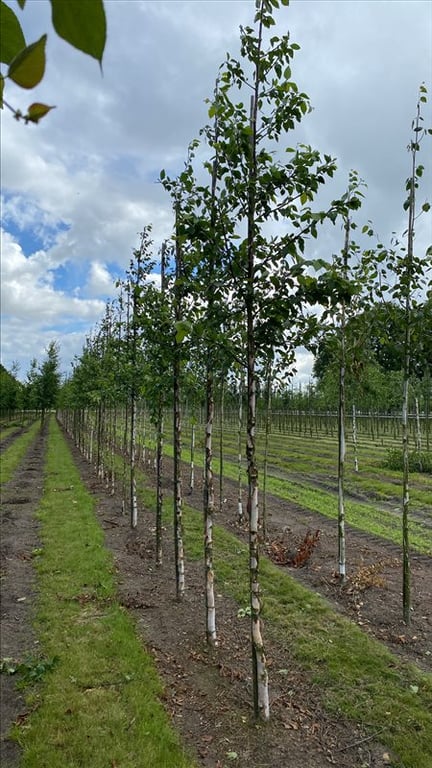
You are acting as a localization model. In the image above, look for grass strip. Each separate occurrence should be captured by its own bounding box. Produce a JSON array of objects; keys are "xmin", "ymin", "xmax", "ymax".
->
[
  {"xmin": 133, "ymin": 477, "xmax": 431, "ymax": 768},
  {"xmin": 159, "ymin": 441, "xmax": 431, "ymax": 555},
  {"xmin": 14, "ymin": 417, "xmax": 194, "ymax": 768},
  {"xmin": 191, "ymin": 427, "xmax": 430, "ymax": 510},
  {"xmin": 0, "ymin": 425, "xmax": 21, "ymax": 441},
  {"xmin": 0, "ymin": 420, "xmax": 41, "ymax": 485},
  {"xmin": 258, "ymin": 475, "xmax": 432, "ymax": 555}
]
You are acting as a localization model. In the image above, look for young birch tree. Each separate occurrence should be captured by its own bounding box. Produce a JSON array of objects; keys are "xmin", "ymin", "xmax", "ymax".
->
[
  {"xmin": 203, "ymin": 0, "xmax": 355, "ymax": 719},
  {"xmin": 362, "ymin": 86, "xmax": 431, "ymax": 622}
]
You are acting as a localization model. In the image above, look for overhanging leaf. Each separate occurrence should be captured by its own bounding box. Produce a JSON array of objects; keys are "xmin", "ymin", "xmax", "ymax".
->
[
  {"xmin": 8, "ymin": 34, "xmax": 46, "ymax": 89},
  {"xmin": 0, "ymin": 0, "xmax": 26, "ymax": 64},
  {"xmin": 17, "ymin": 0, "xmax": 26, "ymax": 7},
  {"xmin": 25, "ymin": 102, "xmax": 56, "ymax": 123},
  {"xmin": 50, "ymin": 0, "xmax": 106, "ymax": 65}
]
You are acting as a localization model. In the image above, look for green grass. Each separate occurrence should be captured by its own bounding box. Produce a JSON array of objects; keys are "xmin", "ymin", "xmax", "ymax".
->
[
  {"xmin": 0, "ymin": 425, "xmax": 21, "ymax": 441},
  {"xmin": 157, "ymin": 436, "xmax": 432, "ymax": 555},
  {"xmin": 0, "ymin": 420, "xmax": 42, "ymax": 484},
  {"xmin": 212, "ymin": 426, "xmax": 431, "ymax": 511},
  {"xmin": 12, "ymin": 417, "xmax": 195, "ymax": 768}
]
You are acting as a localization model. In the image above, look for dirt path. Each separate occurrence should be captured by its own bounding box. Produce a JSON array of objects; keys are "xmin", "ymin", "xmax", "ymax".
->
[
  {"xmin": 1, "ymin": 424, "xmax": 430, "ymax": 767},
  {"xmin": 0, "ymin": 424, "xmax": 47, "ymax": 767}
]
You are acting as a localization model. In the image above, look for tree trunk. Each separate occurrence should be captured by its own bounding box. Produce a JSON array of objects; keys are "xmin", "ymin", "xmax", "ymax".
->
[
  {"xmin": 237, "ymin": 373, "xmax": 244, "ymax": 524},
  {"xmin": 401, "ymin": 96, "xmax": 421, "ymax": 624},
  {"xmin": 219, "ymin": 377, "xmax": 225, "ymax": 512},
  {"xmin": 189, "ymin": 422, "xmax": 195, "ymax": 492},
  {"xmin": 262, "ymin": 363, "xmax": 272, "ymax": 542},
  {"xmin": 352, "ymin": 404, "xmax": 359, "ymax": 473},
  {"xmin": 204, "ymin": 367, "xmax": 217, "ymax": 645},
  {"xmin": 130, "ymin": 392, "xmax": 138, "ymax": 529},
  {"xmin": 247, "ymin": 80, "xmax": 269, "ymax": 720},
  {"xmin": 173, "ymin": 204, "xmax": 185, "ymax": 600},
  {"xmin": 155, "ymin": 404, "xmax": 164, "ymax": 566},
  {"xmin": 337, "ymin": 215, "xmax": 349, "ymax": 584}
]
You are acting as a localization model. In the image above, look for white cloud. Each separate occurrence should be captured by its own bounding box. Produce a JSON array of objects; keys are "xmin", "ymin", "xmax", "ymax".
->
[
  {"xmin": 84, "ymin": 261, "xmax": 116, "ymax": 298},
  {"xmin": 0, "ymin": 230, "xmax": 105, "ymax": 377}
]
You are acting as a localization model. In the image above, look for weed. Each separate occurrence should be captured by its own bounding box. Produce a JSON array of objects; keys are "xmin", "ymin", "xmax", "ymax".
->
[{"xmin": 0, "ymin": 655, "xmax": 58, "ymax": 687}]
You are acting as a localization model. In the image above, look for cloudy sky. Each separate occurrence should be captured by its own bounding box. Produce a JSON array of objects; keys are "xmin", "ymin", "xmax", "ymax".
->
[{"xmin": 1, "ymin": 0, "xmax": 431, "ymax": 384}]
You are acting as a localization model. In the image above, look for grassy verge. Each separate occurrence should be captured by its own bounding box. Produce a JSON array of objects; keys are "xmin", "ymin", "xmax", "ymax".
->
[
  {"xmin": 133, "ymin": 471, "xmax": 432, "ymax": 768},
  {"xmin": 13, "ymin": 418, "xmax": 195, "ymax": 768},
  {"xmin": 0, "ymin": 420, "xmax": 41, "ymax": 484}
]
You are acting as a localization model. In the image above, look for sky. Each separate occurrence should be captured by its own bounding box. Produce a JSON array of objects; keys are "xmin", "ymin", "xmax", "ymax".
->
[{"xmin": 1, "ymin": 0, "xmax": 431, "ymax": 385}]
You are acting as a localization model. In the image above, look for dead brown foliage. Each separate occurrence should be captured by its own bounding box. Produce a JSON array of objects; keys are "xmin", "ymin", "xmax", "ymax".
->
[{"xmin": 267, "ymin": 529, "xmax": 321, "ymax": 568}]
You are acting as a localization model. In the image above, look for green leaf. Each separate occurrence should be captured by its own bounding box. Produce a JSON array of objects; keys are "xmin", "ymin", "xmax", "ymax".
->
[
  {"xmin": 175, "ymin": 320, "xmax": 191, "ymax": 343},
  {"xmin": 0, "ymin": 74, "xmax": 4, "ymax": 107},
  {"xmin": 8, "ymin": 35, "xmax": 46, "ymax": 89},
  {"xmin": 422, "ymin": 202, "xmax": 430, "ymax": 213},
  {"xmin": 50, "ymin": 0, "xmax": 106, "ymax": 64},
  {"xmin": 17, "ymin": 0, "xmax": 26, "ymax": 7},
  {"xmin": 0, "ymin": 0, "xmax": 26, "ymax": 64},
  {"xmin": 25, "ymin": 102, "xmax": 56, "ymax": 123}
]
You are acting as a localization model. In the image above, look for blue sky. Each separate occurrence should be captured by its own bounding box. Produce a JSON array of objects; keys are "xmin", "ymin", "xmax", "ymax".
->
[{"xmin": 1, "ymin": 0, "xmax": 431, "ymax": 383}]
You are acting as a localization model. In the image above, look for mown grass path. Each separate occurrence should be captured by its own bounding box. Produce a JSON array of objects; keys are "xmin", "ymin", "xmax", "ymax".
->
[{"xmin": 11, "ymin": 417, "xmax": 194, "ymax": 768}]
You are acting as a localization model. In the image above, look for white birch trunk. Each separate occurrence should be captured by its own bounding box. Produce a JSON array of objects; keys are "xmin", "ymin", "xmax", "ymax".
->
[
  {"xmin": 352, "ymin": 403, "xmax": 359, "ymax": 473},
  {"xmin": 174, "ymin": 204, "xmax": 185, "ymax": 600},
  {"xmin": 415, "ymin": 397, "xmax": 422, "ymax": 451},
  {"xmin": 337, "ymin": 215, "xmax": 349, "ymax": 584},
  {"xmin": 155, "ymin": 410, "xmax": 164, "ymax": 566},
  {"xmin": 237, "ymin": 374, "xmax": 244, "ymax": 524},
  {"xmin": 204, "ymin": 371, "xmax": 217, "ymax": 646},
  {"xmin": 247, "ymin": 83, "xmax": 269, "ymax": 721},
  {"xmin": 262, "ymin": 364, "xmax": 272, "ymax": 541},
  {"xmin": 130, "ymin": 394, "xmax": 138, "ymax": 529},
  {"xmin": 402, "ymin": 376, "xmax": 410, "ymax": 622},
  {"xmin": 219, "ymin": 378, "xmax": 225, "ymax": 511},
  {"xmin": 189, "ymin": 423, "xmax": 195, "ymax": 492}
]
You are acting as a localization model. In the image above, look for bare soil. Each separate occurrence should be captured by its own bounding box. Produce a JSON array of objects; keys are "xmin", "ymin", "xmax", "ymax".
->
[
  {"xmin": 1, "ymin": 424, "xmax": 431, "ymax": 768},
  {"xmin": 0, "ymin": 425, "xmax": 47, "ymax": 768}
]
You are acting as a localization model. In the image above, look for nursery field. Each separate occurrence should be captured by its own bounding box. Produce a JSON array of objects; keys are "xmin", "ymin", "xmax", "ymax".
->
[
  {"xmin": 143, "ymin": 410, "xmax": 432, "ymax": 554},
  {"xmin": 1, "ymin": 416, "xmax": 431, "ymax": 768}
]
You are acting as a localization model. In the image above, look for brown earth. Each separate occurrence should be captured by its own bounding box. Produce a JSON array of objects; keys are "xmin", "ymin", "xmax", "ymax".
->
[
  {"xmin": 1, "ymin": 423, "xmax": 431, "ymax": 768},
  {"xmin": 0, "ymin": 424, "xmax": 47, "ymax": 768}
]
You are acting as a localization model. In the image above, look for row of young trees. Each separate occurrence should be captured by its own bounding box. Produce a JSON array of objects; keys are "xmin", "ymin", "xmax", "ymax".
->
[
  {"xmin": 55, "ymin": 0, "xmax": 430, "ymax": 721},
  {"xmin": 0, "ymin": 342, "xmax": 61, "ymax": 422}
]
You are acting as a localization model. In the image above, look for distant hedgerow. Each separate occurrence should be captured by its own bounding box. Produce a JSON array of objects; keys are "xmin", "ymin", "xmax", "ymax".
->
[{"xmin": 385, "ymin": 448, "xmax": 432, "ymax": 474}]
